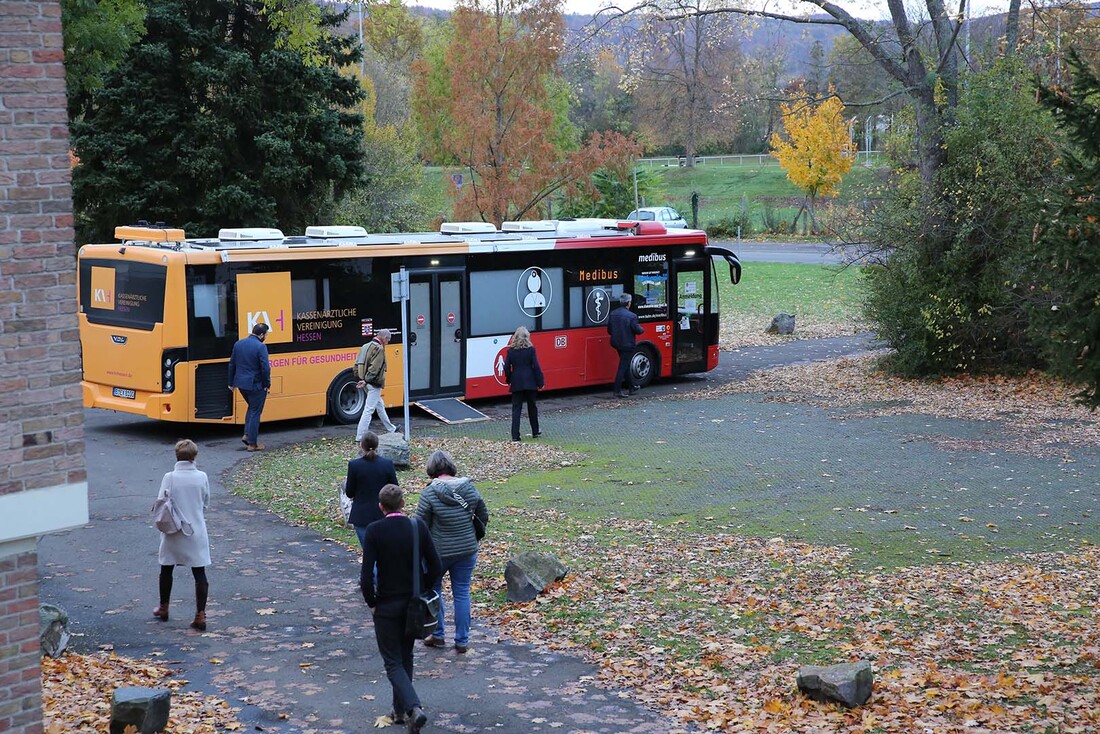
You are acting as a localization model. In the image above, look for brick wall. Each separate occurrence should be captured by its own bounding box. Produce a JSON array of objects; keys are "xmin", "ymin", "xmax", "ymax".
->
[
  {"xmin": 1, "ymin": 1, "xmax": 87, "ymax": 732},
  {"xmin": 0, "ymin": 551, "xmax": 42, "ymax": 734}
]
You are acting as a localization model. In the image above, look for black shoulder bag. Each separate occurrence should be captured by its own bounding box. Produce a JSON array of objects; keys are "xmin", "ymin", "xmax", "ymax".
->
[
  {"xmin": 449, "ymin": 489, "xmax": 486, "ymax": 541},
  {"xmin": 404, "ymin": 517, "xmax": 441, "ymax": 639}
]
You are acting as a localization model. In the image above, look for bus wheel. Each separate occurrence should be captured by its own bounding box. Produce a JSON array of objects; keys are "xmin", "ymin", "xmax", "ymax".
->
[
  {"xmin": 629, "ymin": 345, "xmax": 657, "ymax": 388},
  {"xmin": 327, "ymin": 371, "xmax": 365, "ymax": 424}
]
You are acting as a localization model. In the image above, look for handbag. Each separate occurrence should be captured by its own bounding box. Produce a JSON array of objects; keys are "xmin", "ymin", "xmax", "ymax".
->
[
  {"xmin": 339, "ymin": 480, "xmax": 353, "ymax": 524},
  {"xmin": 404, "ymin": 517, "xmax": 441, "ymax": 639},
  {"xmin": 151, "ymin": 477, "xmax": 193, "ymax": 536},
  {"xmin": 448, "ymin": 489, "xmax": 486, "ymax": 541}
]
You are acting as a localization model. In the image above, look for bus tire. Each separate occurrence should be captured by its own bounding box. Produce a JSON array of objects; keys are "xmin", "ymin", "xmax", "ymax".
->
[
  {"xmin": 629, "ymin": 345, "xmax": 658, "ymax": 388},
  {"xmin": 327, "ymin": 370, "xmax": 365, "ymax": 424}
]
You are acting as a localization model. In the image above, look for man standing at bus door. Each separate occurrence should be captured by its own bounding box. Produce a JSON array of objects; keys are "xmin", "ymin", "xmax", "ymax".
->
[
  {"xmin": 228, "ymin": 323, "xmax": 271, "ymax": 451},
  {"xmin": 355, "ymin": 329, "xmax": 398, "ymax": 440},
  {"xmin": 608, "ymin": 293, "xmax": 644, "ymax": 398}
]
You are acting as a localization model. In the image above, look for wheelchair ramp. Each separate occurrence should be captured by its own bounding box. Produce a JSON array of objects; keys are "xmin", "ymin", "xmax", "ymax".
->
[{"xmin": 413, "ymin": 398, "xmax": 490, "ymax": 424}]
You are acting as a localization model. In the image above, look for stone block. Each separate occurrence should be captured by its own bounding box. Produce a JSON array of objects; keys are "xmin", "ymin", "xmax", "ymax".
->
[{"xmin": 110, "ymin": 686, "xmax": 170, "ymax": 734}]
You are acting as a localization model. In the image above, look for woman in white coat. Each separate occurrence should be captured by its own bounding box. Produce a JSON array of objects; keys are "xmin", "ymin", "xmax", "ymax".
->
[{"xmin": 152, "ymin": 439, "xmax": 212, "ymax": 631}]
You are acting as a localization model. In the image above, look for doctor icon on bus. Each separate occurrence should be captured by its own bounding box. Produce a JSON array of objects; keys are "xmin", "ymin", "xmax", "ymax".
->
[{"xmin": 523, "ymin": 270, "xmax": 546, "ymax": 309}]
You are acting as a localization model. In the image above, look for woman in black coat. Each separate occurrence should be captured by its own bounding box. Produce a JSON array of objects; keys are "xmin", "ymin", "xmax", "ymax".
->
[
  {"xmin": 503, "ymin": 326, "xmax": 544, "ymax": 441},
  {"xmin": 344, "ymin": 432, "xmax": 398, "ymax": 549}
]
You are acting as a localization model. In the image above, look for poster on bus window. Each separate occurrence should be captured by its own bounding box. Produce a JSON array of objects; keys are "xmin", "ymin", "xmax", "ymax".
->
[
  {"xmin": 236, "ymin": 272, "xmax": 293, "ymax": 344},
  {"xmin": 635, "ymin": 253, "xmax": 668, "ymax": 319}
]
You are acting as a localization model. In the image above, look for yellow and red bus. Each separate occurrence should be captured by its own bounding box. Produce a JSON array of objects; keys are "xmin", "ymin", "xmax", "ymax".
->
[{"xmin": 77, "ymin": 220, "xmax": 740, "ymax": 425}]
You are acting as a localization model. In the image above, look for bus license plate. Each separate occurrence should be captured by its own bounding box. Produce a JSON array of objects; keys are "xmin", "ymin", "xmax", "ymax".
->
[{"xmin": 112, "ymin": 387, "xmax": 136, "ymax": 400}]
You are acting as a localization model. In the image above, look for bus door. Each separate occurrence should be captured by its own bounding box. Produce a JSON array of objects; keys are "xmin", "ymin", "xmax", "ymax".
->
[
  {"xmin": 407, "ymin": 270, "xmax": 465, "ymax": 398},
  {"xmin": 670, "ymin": 257, "xmax": 712, "ymax": 374}
]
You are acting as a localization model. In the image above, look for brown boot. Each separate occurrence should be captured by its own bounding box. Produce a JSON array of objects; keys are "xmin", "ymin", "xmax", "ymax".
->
[
  {"xmin": 190, "ymin": 611, "xmax": 207, "ymax": 631},
  {"xmin": 152, "ymin": 604, "xmax": 169, "ymax": 621}
]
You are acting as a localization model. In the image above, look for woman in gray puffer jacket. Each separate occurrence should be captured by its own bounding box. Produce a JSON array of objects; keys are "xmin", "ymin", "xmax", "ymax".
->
[{"xmin": 415, "ymin": 450, "xmax": 489, "ymax": 653}]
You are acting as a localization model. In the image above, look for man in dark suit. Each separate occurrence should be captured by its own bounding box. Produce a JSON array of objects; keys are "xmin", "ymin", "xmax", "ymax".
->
[
  {"xmin": 227, "ymin": 323, "xmax": 270, "ymax": 450},
  {"xmin": 607, "ymin": 293, "xmax": 644, "ymax": 398},
  {"xmin": 361, "ymin": 485, "xmax": 442, "ymax": 733}
]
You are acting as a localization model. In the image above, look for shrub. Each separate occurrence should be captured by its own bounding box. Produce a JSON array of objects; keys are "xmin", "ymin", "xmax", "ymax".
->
[
  {"xmin": 860, "ymin": 61, "xmax": 1061, "ymax": 376},
  {"xmin": 705, "ymin": 213, "xmax": 752, "ymax": 239}
]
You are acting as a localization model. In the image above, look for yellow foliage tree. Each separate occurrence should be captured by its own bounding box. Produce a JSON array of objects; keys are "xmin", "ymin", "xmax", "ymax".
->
[{"xmin": 770, "ymin": 94, "xmax": 854, "ymax": 234}]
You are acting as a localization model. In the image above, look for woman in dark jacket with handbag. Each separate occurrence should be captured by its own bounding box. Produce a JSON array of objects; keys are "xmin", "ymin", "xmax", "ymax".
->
[
  {"xmin": 503, "ymin": 326, "xmax": 544, "ymax": 442},
  {"xmin": 344, "ymin": 432, "xmax": 398, "ymax": 549},
  {"xmin": 414, "ymin": 450, "xmax": 489, "ymax": 653}
]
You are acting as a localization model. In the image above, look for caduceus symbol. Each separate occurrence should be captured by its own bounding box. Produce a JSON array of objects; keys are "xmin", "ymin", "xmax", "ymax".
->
[{"xmin": 594, "ymin": 290, "xmax": 605, "ymax": 320}]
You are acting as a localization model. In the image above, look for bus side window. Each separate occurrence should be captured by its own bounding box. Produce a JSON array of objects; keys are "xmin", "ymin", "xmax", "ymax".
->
[{"xmin": 193, "ymin": 316, "xmax": 217, "ymax": 341}]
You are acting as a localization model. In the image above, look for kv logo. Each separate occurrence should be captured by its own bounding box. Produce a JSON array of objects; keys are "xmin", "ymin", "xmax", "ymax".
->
[
  {"xmin": 90, "ymin": 266, "xmax": 116, "ymax": 310},
  {"xmin": 247, "ymin": 310, "xmax": 285, "ymax": 332}
]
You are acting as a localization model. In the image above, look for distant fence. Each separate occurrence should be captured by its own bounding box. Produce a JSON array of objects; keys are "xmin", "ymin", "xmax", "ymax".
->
[{"xmin": 639, "ymin": 152, "xmax": 882, "ymax": 168}]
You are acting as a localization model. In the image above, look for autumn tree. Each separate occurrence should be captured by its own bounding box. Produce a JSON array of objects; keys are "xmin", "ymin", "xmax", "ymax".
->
[
  {"xmin": 731, "ymin": 42, "xmax": 786, "ymax": 153},
  {"xmin": 411, "ymin": 0, "xmax": 638, "ymax": 224},
  {"xmin": 333, "ymin": 21, "xmax": 426, "ymax": 233},
  {"xmin": 770, "ymin": 94, "xmax": 853, "ymax": 234},
  {"xmin": 625, "ymin": 7, "xmax": 743, "ymax": 164},
  {"xmin": 563, "ymin": 49, "xmax": 636, "ymax": 137},
  {"xmin": 826, "ymin": 34, "xmax": 904, "ymax": 150},
  {"xmin": 355, "ymin": 0, "xmax": 426, "ymax": 129}
]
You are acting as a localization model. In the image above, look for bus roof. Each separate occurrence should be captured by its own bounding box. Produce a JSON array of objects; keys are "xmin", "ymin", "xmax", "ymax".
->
[{"xmin": 99, "ymin": 219, "xmax": 706, "ymax": 260}]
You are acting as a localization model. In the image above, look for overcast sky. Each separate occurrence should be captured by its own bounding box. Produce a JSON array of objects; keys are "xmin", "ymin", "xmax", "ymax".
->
[{"xmin": 408, "ymin": 0, "xmax": 1012, "ymax": 21}]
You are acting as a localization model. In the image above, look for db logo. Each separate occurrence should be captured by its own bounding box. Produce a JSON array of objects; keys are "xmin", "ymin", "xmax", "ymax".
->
[{"xmin": 492, "ymin": 347, "xmax": 509, "ymax": 386}]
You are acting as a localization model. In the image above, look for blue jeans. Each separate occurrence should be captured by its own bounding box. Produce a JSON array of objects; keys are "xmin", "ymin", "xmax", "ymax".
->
[
  {"xmin": 434, "ymin": 552, "xmax": 477, "ymax": 646},
  {"xmin": 241, "ymin": 388, "xmax": 267, "ymax": 445}
]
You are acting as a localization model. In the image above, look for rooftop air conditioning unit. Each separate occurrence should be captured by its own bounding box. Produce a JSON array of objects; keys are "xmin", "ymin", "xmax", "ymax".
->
[
  {"xmin": 305, "ymin": 226, "xmax": 368, "ymax": 238},
  {"xmin": 218, "ymin": 228, "xmax": 285, "ymax": 241},
  {"xmin": 440, "ymin": 222, "xmax": 497, "ymax": 235},
  {"xmin": 501, "ymin": 220, "xmax": 556, "ymax": 232}
]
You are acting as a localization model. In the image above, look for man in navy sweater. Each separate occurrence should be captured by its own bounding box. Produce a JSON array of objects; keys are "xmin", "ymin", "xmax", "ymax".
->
[
  {"xmin": 227, "ymin": 323, "xmax": 271, "ymax": 450},
  {"xmin": 361, "ymin": 485, "xmax": 442, "ymax": 732},
  {"xmin": 607, "ymin": 293, "xmax": 644, "ymax": 398}
]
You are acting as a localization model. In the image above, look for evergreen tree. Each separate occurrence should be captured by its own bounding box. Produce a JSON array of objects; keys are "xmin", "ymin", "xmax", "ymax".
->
[
  {"xmin": 71, "ymin": 0, "xmax": 364, "ymax": 243},
  {"xmin": 1032, "ymin": 53, "xmax": 1100, "ymax": 408}
]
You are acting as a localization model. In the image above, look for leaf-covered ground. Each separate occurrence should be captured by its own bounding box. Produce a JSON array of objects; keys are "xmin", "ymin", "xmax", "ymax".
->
[
  {"xmin": 462, "ymin": 357, "xmax": 1099, "ymax": 732},
  {"xmin": 475, "ymin": 511, "xmax": 1099, "ymax": 733},
  {"xmin": 41, "ymin": 652, "xmax": 242, "ymax": 732}
]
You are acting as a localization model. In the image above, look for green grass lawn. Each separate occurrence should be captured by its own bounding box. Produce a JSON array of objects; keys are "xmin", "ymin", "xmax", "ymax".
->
[
  {"xmin": 722, "ymin": 261, "xmax": 865, "ymax": 324},
  {"xmin": 416, "ymin": 161, "xmax": 879, "ymax": 237}
]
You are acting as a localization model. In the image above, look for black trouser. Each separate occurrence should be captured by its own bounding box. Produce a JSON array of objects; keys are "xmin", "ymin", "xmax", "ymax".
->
[
  {"xmin": 510, "ymin": 390, "xmax": 539, "ymax": 440},
  {"xmin": 372, "ymin": 612, "xmax": 420, "ymax": 717},
  {"xmin": 614, "ymin": 348, "xmax": 635, "ymax": 394},
  {"xmin": 159, "ymin": 565, "xmax": 208, "ymax": 611}
]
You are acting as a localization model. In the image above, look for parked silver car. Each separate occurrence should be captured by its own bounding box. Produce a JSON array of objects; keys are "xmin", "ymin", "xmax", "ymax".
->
[{"xmin": 626, "ymin": 206, "xmax": 689, "ymax": 229}]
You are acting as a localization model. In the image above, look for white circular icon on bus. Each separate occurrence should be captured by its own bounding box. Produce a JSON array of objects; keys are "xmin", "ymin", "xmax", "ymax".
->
[
  {"xmin": 517, "ymin": 267, "xmax": 551, "ymax": 317},
  {"xmin": 585, "ymin": 288, "xmax": 610, "ymax": 324}
]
